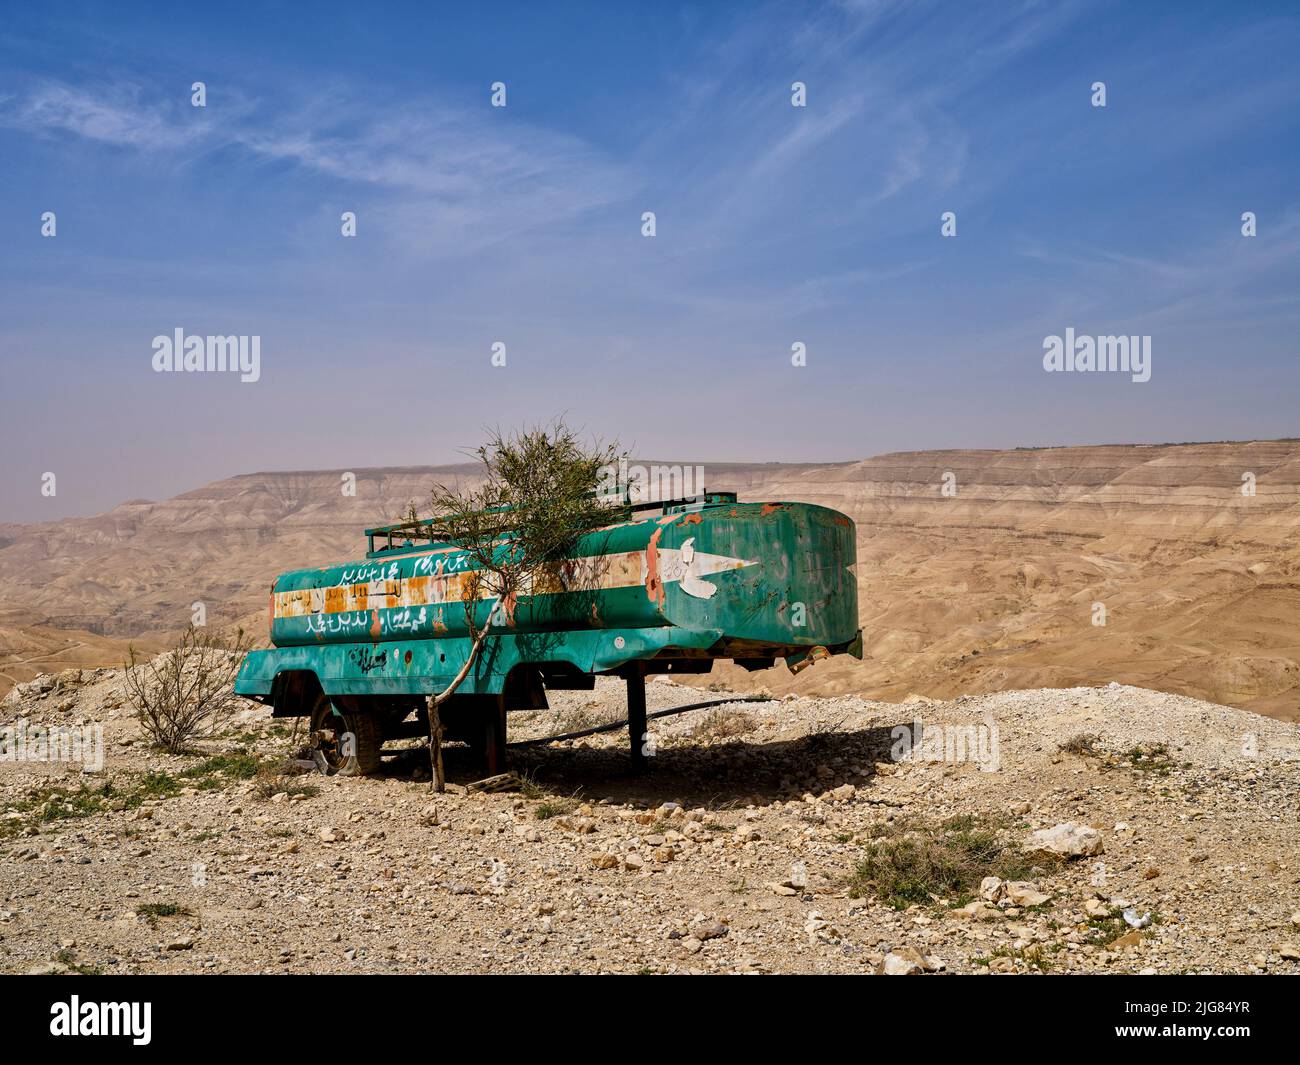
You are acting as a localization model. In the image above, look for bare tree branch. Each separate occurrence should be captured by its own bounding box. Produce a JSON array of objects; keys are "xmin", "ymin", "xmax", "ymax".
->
[
  {"xmin": 415, "ymin": 420, "xmax": 623, "ymax": 789},
  {"xmin": 124, "ymin": 626, "xmax": 253, "ymax": 753}
]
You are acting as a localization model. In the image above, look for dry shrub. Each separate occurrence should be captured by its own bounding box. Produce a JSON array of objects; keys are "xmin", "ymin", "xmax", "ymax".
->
[
  {"xmin": 848, "ymin": 815, "xmax": 1042, "ymax": 909},
  {"xmin": 690, "ymin": 707, "xmax": 756, "ymax": 741},
  {"xmin": 1059, "ymin": 732, "xmax": 1101, "ymax": 757},
  {"xmin": 124, "ymin": 625, "xmax": 252, "ymax": 753}
]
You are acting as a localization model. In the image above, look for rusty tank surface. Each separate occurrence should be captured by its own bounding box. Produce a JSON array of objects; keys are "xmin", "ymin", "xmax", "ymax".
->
[{"xmin": 234, "ymin": 492, "xmax": 860, "ymax": 774}]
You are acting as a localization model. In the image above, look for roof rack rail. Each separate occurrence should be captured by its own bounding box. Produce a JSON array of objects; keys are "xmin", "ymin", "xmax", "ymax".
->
[{"xmin": 363, "ymin": 490, "xmax": 737, "ymax": 558}]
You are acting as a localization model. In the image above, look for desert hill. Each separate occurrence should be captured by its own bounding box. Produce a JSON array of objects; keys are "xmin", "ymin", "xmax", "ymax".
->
[{"xmin": 2, "ymin": 441, "xmax": 1299, "ymax": 719}]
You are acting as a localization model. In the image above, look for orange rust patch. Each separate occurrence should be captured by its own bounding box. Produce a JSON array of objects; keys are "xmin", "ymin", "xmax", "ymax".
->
[
  {"xmin": 500, "ymin": 590, "xmax": 518, "ymax": 627},
  {"xmin": 645, "ymin": 526, "xmax": 664, "ymax": 605},
  {"xmin": 678, "ymin": 513, "xmax": 702, "ymax": 526},
  {"xmin": 760, "ymin": 503, "xmax": 785, "ymax": 516},
  {"xmin": 369, "ymin": 609, "xmax": 381, "ymax": 640},
  {"xmin": 405, "ymin": 575, "xmax": 430, "ymax": 604},
  {"xmin": 789, "ymin": 645, "xmax": 831, "ymax": 674},
  {"xmin": 597, "ymin": 516, "xmax": 644, "ymax": 532}
]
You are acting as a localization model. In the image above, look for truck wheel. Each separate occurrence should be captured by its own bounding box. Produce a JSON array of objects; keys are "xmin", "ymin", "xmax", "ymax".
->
[{"xmin": 309, "ymin": 694, "xmax": 382, "ymax": 776}]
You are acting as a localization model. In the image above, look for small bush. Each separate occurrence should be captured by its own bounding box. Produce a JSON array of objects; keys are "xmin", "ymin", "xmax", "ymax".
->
[
  {"xmin": 132, "ymin": 771, "xmax": 183, "ymax": 803},
  {"xmin": 124, "ymin": 626, "xmax": 253, "ymax": 753},
  {"xmin": 252, "ymin": 767, "xmax": 320, "ymax": 801},
  {"xmin": 183, "ymin": 752, "xmax": 261, "ymax": 780},
  {"xmin": 690, "ymin": 708, "xmax": 756, "ymax": 741},
  {"xmin": 848, "ymin": 815, "xmax": 1039, "ymax": 909},
  {"xmin": 135, "ymin": 902, "xmax": 194, "ymax": 926},
  {"xmin": 1059, "ymin": 733, "xmax": 1101, "ymax": 757},
  {"xmin": 971, "ymin": 941, "xmax": 1061, "ymax": 973},
  {"xmin": 535, "ymin": 798, "xmax": 579, "ymax": 820},
  {"xmin": 54, "ymin": 949, "xmax": 104, "ymax": 976},
  {"xmin": 1124, "ymin": 743, "xmax": 1174, "ymax": 776}
]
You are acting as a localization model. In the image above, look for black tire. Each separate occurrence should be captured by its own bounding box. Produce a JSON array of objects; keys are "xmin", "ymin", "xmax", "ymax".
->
[{"xmin": 309, "ymin": 693, "xmax": 382, "ymax": 776}]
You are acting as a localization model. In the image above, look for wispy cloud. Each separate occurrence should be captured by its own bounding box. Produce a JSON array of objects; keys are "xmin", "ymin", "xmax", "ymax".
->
[
  {"xmin": 0, "ymin": 77, "xmax": 628, "ymax": 257},
  {"xmin": 1015, "ymin": 215, "xmax": 1300, "ymax": 326},
  {"xmin": 2, "ymin": 80, "xmax": 211, "ymax": 149}
]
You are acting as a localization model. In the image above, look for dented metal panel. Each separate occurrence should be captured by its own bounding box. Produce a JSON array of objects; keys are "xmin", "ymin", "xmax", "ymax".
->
[{"xmin": 234, "ymin": 498, "xmax": 860, "ymax": 699}]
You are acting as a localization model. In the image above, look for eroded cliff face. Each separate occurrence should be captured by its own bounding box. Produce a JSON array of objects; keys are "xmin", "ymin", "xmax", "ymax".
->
[
  {"xmin": 3, "ymin": 442, "xmax": 1299, "ymax": 718},
  {"xmin": 710, "ymin": 443, "xmax": 1300, "ymax": 720}
]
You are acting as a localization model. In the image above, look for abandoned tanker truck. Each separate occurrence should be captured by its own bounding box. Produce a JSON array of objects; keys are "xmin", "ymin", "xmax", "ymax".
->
[{"xmin": 233, "ymin": 492, "xmax": 861, "ymax": 775}]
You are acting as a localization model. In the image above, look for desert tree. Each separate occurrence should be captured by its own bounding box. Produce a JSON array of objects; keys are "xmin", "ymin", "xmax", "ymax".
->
[
  {"xmin": 124, "ymin": 625, "xmax": 253, "ymax": 753},
  {"xmin": 418, "ymin": 421, "xmax": 623, "ymax": 789}
]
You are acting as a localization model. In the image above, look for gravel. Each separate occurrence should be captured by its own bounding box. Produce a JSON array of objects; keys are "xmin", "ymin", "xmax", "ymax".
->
[{"xmin": 2, "ymin": 668, "xmax": 1298, "ymax": 975}]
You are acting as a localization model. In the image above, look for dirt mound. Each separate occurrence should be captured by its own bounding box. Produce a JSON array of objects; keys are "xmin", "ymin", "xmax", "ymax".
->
[{"xmin": 2, "ymin": 672, "xmax": 1297, "ymax": 974}]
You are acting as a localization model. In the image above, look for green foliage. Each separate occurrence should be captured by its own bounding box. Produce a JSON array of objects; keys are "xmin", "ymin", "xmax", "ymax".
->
[
  {"xmin": 1123, "ymin": 743, "xmax": 1174, "ymax": 775},
  {"xmin": 182, "ymin": 751, "xmax": 262, "ymax": 780},
  {"xmin": 424, "ymin": 420, "xmax": 624, "ymax": 620},
  {"xmin": 0, "ymin": 754, "xmax": 263, "ymax": 839},
  {"xmin": 135, "ymin": 902, "xmax": 194, "ymax": 926},
  {"xmin": 54, "ymin": 948, "xmax": 104, "ymax": 975},
  {"xmin": 534, "ymin": 798, "xmax": 579, "ymax": 820},
  {"xmin": 849, "ymin": 815, "xmax": 1040, "ymax": 909}
]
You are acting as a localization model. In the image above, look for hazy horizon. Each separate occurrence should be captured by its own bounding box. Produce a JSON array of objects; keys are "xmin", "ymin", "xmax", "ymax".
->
[
  {"xmin": 8, "ymin": 432, "xmax": 1300, "ymax": 526},
  {"xmin": 3, "ymin": 1, "xmax": 1299, "ymax": 522}
]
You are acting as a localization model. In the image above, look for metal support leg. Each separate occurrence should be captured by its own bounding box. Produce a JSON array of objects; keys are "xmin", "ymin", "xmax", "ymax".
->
[
  {"xmin": 485, "ymin": 695, "xmax": 507, "ymax": 775},
  {"xmin": 626, "ymin": 664, "xmax": 647, "ymax": 771}
]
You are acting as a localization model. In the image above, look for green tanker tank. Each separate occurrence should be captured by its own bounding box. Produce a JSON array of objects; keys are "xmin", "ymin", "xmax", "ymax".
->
[{"xmin": 234, "ymin": 492, "xmax": 861, "ymax": 774}]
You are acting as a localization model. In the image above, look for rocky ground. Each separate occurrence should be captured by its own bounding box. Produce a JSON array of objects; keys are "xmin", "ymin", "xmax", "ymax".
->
[{"xmin": 2, "ymin": 664, "xmax": 1300, "ymax": 975}]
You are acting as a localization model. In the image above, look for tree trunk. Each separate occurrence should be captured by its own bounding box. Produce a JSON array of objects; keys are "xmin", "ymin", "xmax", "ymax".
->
[
  {"xmin": 425, "ymin": 623, "xmax": 494, "ymax": 791},
  {"xmin": 427, "ymin": 696, "xmax": 446, "ymax": 792}
]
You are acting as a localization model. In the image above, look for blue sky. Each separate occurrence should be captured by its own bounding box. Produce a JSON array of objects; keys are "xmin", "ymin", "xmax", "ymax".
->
[{"xmin": 2, "ymin": 0, "xmax": 1298, "ymax": 521}]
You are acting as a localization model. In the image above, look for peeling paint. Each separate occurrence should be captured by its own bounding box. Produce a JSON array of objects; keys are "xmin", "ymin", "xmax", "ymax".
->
[
  {"xmin": 645, "ymin": 526, "xmax": 664, "ymax": 605},
  {"xmin": 239, "ymin": 498, "xmax": 862, "ymax": 700},
  {"xmin": 265, "ymin": 500, "xmax": 849, "ymax": 656},
  {"xmin": 500, "ymin": 589, "xmax": 518, "ymax": 627},
  {"xmin": 787, "ymin": 644, "xmax": 830, "ymax": 674},
  {"xmin": 678, "ymin": 537, "xmax": 717, "ymax": 599}
]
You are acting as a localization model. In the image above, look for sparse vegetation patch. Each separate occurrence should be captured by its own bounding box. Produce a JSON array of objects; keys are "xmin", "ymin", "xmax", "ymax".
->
[{"xmin": 849, "ymin": 815, "xmax": 1043, "ymax": 909}]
